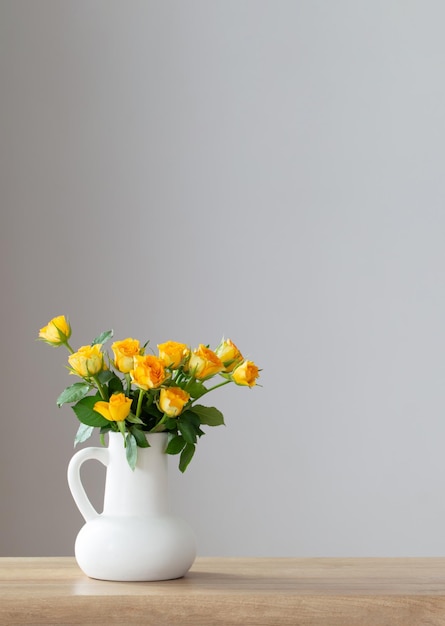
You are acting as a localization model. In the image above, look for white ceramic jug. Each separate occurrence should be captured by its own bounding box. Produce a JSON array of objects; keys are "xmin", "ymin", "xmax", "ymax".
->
[{"xmin": 67, "ymin": 431, "xmax": 196, "ymax": 581}]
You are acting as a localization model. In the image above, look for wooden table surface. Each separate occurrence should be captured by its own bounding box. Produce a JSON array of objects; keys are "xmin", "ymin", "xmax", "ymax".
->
[{"xmin": 1, "ymin": 557, "xmax": 445, "ymax": 625}]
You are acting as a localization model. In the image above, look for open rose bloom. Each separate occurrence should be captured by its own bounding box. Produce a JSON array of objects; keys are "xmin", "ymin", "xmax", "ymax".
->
[{"xmin": 39, "ymin": 316, "xmax": 260, "ymax": 471}]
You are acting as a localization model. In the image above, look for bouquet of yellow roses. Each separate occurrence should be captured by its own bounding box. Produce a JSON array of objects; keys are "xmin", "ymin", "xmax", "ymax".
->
[{"xmin": 38, "ymin": 315, "xmax": 260, "ymax": 471}]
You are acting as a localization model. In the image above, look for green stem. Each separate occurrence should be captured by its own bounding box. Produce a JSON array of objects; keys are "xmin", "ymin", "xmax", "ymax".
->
[
  {"xmin": 173, "ymin": 368, "xmax": 184, "ymax": 383},
  {"xmin": 136, "ymin": 388, "xmax": 145, "ymax": 419},
  {"xmin": 125, "ymin": 373, "xmax": 131, "ymax": 397},
  {"xmin": 150, "ymin": 413, "xmax": 167, "ymax": 433},
  {"xmin": 199, "ymin": 379, "xmax": 232, "ymax": 395},
  {"xmin": 65, "ymin": 341, "xmax": 75, "ymax": 354},
  {"xmin": 93, "ymin": 375, "xmax": 108, "ymax": 401}
]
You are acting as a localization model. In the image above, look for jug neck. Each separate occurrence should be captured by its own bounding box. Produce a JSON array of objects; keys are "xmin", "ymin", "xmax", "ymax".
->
[{"xmin": 103, "ymin": 431, "xmax": 169, "ymax": 517}]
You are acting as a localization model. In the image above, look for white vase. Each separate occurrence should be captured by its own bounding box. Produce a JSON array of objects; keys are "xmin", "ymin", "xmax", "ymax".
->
[{"xmin": 67, "ymin": 432, "xmax": 196, "ymax": 581}]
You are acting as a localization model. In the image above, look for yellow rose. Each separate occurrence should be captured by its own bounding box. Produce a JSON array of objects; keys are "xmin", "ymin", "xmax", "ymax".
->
[
  {"xmin": 231, "ymin": 360, "xmax": 260, "ymax": 387},
  {"xmin": 215, "ymin": 338, "xmax": 243, "ymax": 372},
  {"xmin": 188, "ymin": 344, "xmax": 223, "ymax": 379},
  {"xmin": 38, "ymin": 315, "xmax": 71, "ymax": 346},
  {"xmin": 112, "ymin": 338, "xmax": 141, "ymax": 373},
  {"xmin": 68, "ymin": 344, "xmax": 104, "ymax": 378},
  {"xmin": 158, "ymin": 341, "xmax": 189, "ymax": 369},
  {"xmin": 159, "ymin": 387, "xmax": 190, "ymax": 417},
  {"xmin": 130, "ymin": 354, "xmax": 166, "ymax": 390},
  {"xmin": 94, "ymin": 393, "xmax": 132, "ymax": 422}
]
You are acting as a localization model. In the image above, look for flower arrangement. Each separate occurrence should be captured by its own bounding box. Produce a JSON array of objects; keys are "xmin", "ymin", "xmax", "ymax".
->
[{"xmin": 38, "ymin": 315, "xmax": 260, "ymax": 471}]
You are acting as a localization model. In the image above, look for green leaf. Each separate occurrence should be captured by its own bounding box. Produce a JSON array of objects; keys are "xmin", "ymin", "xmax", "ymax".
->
[
  {"xmin": 129, "ymin": 426, "xmax": 150, "ymax": 448},
  {"xmin": 164, "ymin": 418, "xmax": 178, "ymax": 431},
  {"xmin": 91, "ymin": 329, "xmax": 113, "ymax": 346},
  {"xmin": 97, "ymin": 370, "xmax": 115, "ymax": 385},
  {"xmin": 177, "ymin": 417, "xmax": 197, "ymax": 444},
  {"xmin": 72, "ymin": 396, "xmax": 110, "ymax": 427},
  {"xmin": 126, "ymin": 412, "xmax": 145, "ymax": 425},
  {"xmin": 190, "ymin": 405, "xmax": 225, "ymax": 427},
  {"xmin": 185, "ymin": 380, "xmax": 207, "ymax": 399},
  {"xmin": 126, "ymin": 433, "xmax": 138, "ymax": 470},
  {"xmin": 181, "ymin": 410, "xmax": 201, "ymax": 428},
  {"xmin": 108, "ymin": 375, "xmax": 124, "ymax": 394},
  {"xmin": 166, "ymin": 434, "xmax": 186, "ymax": 455},
  {"xmin": 57, "ymin": 383, "xmax": 91, "ymax": 407},
  {"xmin": 179, "ymin": 443, "xmax": 195, "ymax": 472},
  {"xmin": 141, "ymin": 339, "xmax": 150, "ymax": 352},
  {"xmin": 74, "ymin": 423, "xmax": 94, "ymax": 446}
]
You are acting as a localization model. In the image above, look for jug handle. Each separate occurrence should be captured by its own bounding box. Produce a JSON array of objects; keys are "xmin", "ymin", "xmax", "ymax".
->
[{"xmin": 67, "ymin": 447, "xmax": 109, "ymax": 522}]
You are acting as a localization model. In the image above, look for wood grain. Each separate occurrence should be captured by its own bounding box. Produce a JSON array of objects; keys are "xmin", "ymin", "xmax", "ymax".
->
[{"xmin": 1, "ymin": 557, "xmax": 445, "ymax": 625}]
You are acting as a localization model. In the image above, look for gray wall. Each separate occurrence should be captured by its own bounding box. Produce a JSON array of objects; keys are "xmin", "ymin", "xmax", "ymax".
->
[{"xmin": 2, "ymin": 0, "xmax": 445, "ymax": 557}]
